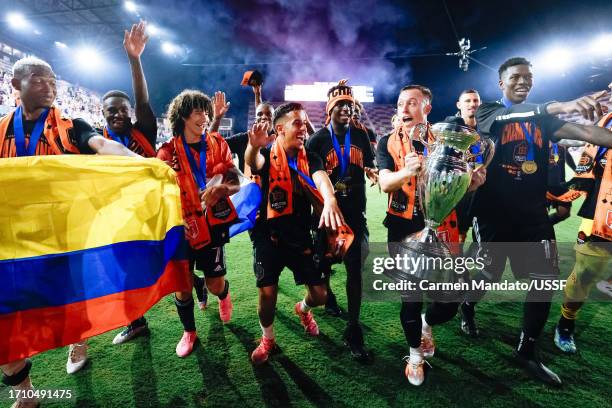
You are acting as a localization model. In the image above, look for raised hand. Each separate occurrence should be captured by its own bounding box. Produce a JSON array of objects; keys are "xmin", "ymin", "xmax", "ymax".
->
[
  {"xmin": 554, "ymin": 90, "xmax": 608, "ymax": 122},
  {"xmin": 248, "ymin": 121, "xmax": 273, "ymax": 148},
  {"xmin": 212, "ymin": 91, "xmax": 230, "ymax": 119},
  {"xmin": 402, "ymin": 152, "xmax": 422, "ymax": 178},
  {"xmin": 124, "ymin": 20, "xmax": 148, "ymax": 59},
  {"xmin": 467, "ymin": 166, "xmax": 487, "ymax": 192}
]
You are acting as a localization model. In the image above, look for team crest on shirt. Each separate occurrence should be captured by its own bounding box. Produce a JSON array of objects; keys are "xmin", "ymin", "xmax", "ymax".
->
[
  {"xmin": 513, "ymin": 141, "xmax": 528, "ymax": 165},
  {"xmin": 269, "ymin": 186, "xmax": 288, "ymax": 212}
]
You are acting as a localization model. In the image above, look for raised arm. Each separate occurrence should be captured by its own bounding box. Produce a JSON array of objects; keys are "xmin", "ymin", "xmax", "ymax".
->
[
  {"xmin": 244, "ymin": 122, "xmax": 273, "ymax": 172},
  {"xmin": 124, "ymin": 21, "xmax": 155, "ymax": 128},
  {"xmin": 209, "ymin": 91, "xmax": 230, "ymax": 133}
]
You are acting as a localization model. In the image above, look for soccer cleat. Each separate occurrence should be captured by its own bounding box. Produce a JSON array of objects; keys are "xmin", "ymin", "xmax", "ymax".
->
[
  {"xmin": 324, "ymin": 292, "xmax": 342, "ymax": 317},
  {"xmin": 403, "ymin": 356, "xmax": 429, "ymax": 386},
  {"xmin": 595, "ymin": 280, "xmax": 612, "ymax": 298},
  {"xmin": 343, "ymin": 323, "xmax": 370, "ymax": 362},
  {"xmin": 554, "ymin": 326, "xmax": 577, "ymax": 354},
  {"xmin": 112, "ymin": 317, "xmax": 149, "ymax": 345},
  {"xmin": 460, "ymin": 303, "xmax": 480, "ymax": 337},
  {"xmin": 218, "ymin": 292, "xmax": 233, "ymax": 323},
  {"xmin": 513, "ymin": 351, "xmax": 562, "ymax": 386},
  {"xmin": 66, "ymin": 341, "xmax": 88, "ymax": 374},
  {"xmin": 176, "ymin": 331, "xmax": 197, "ymax": 358},
  {"xmin": 9, "ymin": 376, "xmax": 39, "ymax": 408},
  {"xmin": 251, "ymin": 336, "xmax": 276, "ymax": 365},
  {"xmin": 294, "ymin": 302, "xmax": 320, "ymax": 336},
  {"xmin": 421, "ymin": 331, "xmax": 435, "ymax": 358}
]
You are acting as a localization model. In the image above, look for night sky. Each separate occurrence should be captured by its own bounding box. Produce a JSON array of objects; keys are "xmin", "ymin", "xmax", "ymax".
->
[{"xmin": 2, "ymin": 0, "xmax": 611, "ymax": 130}]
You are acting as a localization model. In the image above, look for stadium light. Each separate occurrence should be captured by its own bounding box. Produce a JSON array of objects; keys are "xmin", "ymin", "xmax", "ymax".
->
[
  {"xmin": 588, "ymin": 34, "xmax": 612, "ymax": 56},
  {"xmin": 536, "ymin": 47, "xmax": 572, "ymax": 73},
  {"xmin": 146, "ymin": 24, "xmax": 159, "ymax": 36},
  {"xmin": 7, "ymin": 12, "xmax": 29, "ymax": 30},
  {"xmin": 54, "ymin": 41, "xmax": 68, "ymax": 49},
  {"xmin": 124, "ymin": 1, "xmax": 137, "ymax": 12},
  {"xmin": 76, "ymin": 47, "xmax": 102, "ymax": 70},
  {"xmin": 161, "ymin": 41, "xmax": 180, "ymax": 55}
]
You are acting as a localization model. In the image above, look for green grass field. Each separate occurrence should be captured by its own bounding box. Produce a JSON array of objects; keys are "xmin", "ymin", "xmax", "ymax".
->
[{"xmin": 3, "ymin": 188, "xmax": 611, "ymax": 408}]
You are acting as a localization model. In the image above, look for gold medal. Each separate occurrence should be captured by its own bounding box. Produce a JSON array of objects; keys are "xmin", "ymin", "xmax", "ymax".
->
[
  {"xmin": 335, "ymin": 181, "xmax": 347, "ymax": 193},
  {"xmin": 521, "ymin": 160, "xmax": 538, "ymax": 174}
]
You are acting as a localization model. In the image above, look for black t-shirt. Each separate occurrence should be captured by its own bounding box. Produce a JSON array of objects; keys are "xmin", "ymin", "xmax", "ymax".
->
[
  {"xmin": 376, "ymin": 132, "xmax": 426, "ymax": 239},
  {"xmin": 225, "ymin": 131, "xmax": 249, "ymax": 172},
  {"xmin": 473, "ymin": 100, "xmax": 565, "ymax": 226},
  {"xmin": 306, "ymin": 125, "xmax": 374, "ymax": 225},
  {"xmin": 251, "ymin": 147, "xmax": 324, "ymax": 247},
  {"xmin": 2, "ymin": 114, "xmax": 98, "ymax": 156}
]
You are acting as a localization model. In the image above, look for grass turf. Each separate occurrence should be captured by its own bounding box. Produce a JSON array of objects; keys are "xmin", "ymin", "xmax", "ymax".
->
[{"xmin": 3, "ymin": 187, "xmax": 611, "ymax": 408}]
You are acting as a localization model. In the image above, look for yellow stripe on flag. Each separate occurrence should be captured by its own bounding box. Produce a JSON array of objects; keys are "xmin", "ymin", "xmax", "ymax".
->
[{"xmin": 0, "ymin": 155, "xmax": 183, "ymax": 261}]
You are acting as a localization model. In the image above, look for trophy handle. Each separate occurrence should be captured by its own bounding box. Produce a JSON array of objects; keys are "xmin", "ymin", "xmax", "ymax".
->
[
  {"xmin": 465, "ymin": 138, "xmax": 495, "ymax": 169},
  {"xmin": 409, "ymin": 123, "xmax": 434, "ymax": 151}
]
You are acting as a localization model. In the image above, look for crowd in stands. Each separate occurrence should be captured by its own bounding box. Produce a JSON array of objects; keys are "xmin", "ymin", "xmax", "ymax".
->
[{"xmin": 1, "ymin": 66, "xmax": 105, "ymax": 128}]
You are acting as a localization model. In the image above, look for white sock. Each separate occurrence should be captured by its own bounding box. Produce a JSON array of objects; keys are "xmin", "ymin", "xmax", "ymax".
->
[
  {"xmin": 299, "ymin": 299, "xmax": 311, "ymax": 313},
  {"xmin": 421, "ymin": 313, "xmax": 432, "ymax": 335},
  {"xmin": 409, "ymin": 346, "xmax": 424, "ymax": 364},
  {"xmin": 260, "ymin": 322, "xmax": 275, "ymax": 339}
]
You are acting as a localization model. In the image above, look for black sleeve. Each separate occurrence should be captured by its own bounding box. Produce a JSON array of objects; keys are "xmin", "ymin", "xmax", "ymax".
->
[
  {"xmin": 376, "ymin": 134, "xmax": 394, "ymax": 171},
  {"xmin": 134, "ymin": 112, "xmax": 158, "ymax": 150},
  {"xmin": 225, "ymin": 132, "xmax": 249, "ymax": 155},
  {"xmin": 307, "ymin": 151, "xmax": 325, "ymax": 176},
  {"xmin": 476, "ymin": 101, "xmax": 553, "ymax": 138},
  {"xmin": 305, "ymin": 129, "xmax": 324, "ymax": 154},
  {"xmin": 362, "ymin": 129, "xmax": 375, "ymax": 168},
  {"xmin": 72, "ymin": 118, "xmax": 99, "ymax": 154},
  {"xmin": 541, "ymin": 115, "xmax": 566, "ymax": 142}
]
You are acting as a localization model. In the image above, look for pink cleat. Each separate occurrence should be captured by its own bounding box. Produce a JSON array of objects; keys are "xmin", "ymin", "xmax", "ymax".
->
[
  {"xmin": 294, "ymin": 302, "xmax": 320, "ymax": 336},
  {"xmin": 176, "ymin": 331, "xmax": 197, "ymax": 358},
  {"xmin": 219, "ymin": 292, "xmax": 233, "ymax": 323},
  {"xmin": 251, "ymin": 337, "xmax": 276, "ymax": 365},
  {"xmin": 421, "ymin": 331, "xmax": 436, "ymax": 358}
]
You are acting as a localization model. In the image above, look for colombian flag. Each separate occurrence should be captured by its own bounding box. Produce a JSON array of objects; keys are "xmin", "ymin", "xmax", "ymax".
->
[{"xmin": 0, "ymin": 155, "xmax": 191, "ymax": 364}]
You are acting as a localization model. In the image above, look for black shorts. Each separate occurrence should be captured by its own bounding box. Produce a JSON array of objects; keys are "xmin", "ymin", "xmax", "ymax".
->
[
  {"xmin": 188, "ymin": 245, "xmax": 227, "ymax": 278},
  {"xmin": 474, "ymin": 221, "xmax": 559, "ymax": 281},
  {"xmin": 252, "ymin": 237, "xmax": 325, "ymax": 288}
]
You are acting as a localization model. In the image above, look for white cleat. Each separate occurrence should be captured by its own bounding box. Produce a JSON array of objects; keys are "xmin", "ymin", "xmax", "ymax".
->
[{"xmin": 66, "ymin": 341, "xmax": 88, "ymax": 374}]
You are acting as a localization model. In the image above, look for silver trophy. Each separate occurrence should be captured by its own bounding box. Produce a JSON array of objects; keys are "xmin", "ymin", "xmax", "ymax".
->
[{"xmin": 398, "ymin": 122, "xmax": 494, "ymax": 287}]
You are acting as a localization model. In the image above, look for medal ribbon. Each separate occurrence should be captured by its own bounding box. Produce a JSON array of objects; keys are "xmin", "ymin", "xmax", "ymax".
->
[
  {"xmin": 181, "ymin": 133, "xmax": 207, "ymax": 190},
  {"xmin": 105, "ymin": 126, "xmax": 130, "ymax": 147},
  {"xmin": 288, "ymin": 156, "xmax": 316, "ymax": 189},
  {"xmin": 501, "ymin": 96, "xmax": 536, "ymax": 164},
  {"xmin": 329, "ymin": 124, "xmax": 351, "ymax": 180},
  {"xmin": 14, "ymin": 106, "xmax": 50, "ymax": 157}
]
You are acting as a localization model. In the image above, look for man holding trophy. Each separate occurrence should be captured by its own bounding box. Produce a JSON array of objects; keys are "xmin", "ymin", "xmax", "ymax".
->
[
  {"xmin": 377, "ymin": 85, "xmax": 486, "ymax": 386},
  {"xmin": 463, "ymin": 57, "xmax": 612, "ymax": 386}
]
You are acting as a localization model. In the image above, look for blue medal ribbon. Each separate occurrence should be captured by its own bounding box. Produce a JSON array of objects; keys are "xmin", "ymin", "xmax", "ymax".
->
[
  {"xmin": 181, "ymin": 133, "xmax": 207, "ymax": 190},
  {"xmin": 13, "ymin": 106, "xmax": 50, "ymax": 157},
  {"xmin": 501, "ymin": 96, "xmax": 536, "ymax": 163},
  {"xmin": 105, "ymin": 126, "xmax": 130, "ymax": 148},
  {"xmin": 552, "ymin": 142, "xmax": 559, "ymax": 163},
  {"xmin": 287, "ymin": 156, "xmax": 316, "ymax": 189},
  {"xmin": 328, "ymin": 124, "xmax": 351, "ymax": 180}
]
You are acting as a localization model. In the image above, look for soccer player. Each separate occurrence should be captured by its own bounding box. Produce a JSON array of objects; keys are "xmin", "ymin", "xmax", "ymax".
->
[
  {"xmin": 461, "ymin": 57, "xmax": 612, "ymax": 386},
  {"xmin": 245, "ymin": 102, "xmax": 346, "ymax": 365},
  {"xmin": 0, "ymin": 56, "xmax": 137, "ymax": 408},
  {"xmin": 452, "ymin": 89, "xmax": 481, "ymax": 130},
  {"xmin": 306, "ymin": 81, "xmax": 377, "ymax": 361},
  {"xmin": 377, "ymin": 85, "xmax": 485, "ymax": 386},
  {"xmin": 157, "ymin": 90, "xmax": 240, "ymax": 358},
  {"xmin": 554, "ymin": 94, "xmax": 612, "ymax": 354},
  {"xmin": 64, "ymin": 21, "xmax": 160, "ymax": 374}
]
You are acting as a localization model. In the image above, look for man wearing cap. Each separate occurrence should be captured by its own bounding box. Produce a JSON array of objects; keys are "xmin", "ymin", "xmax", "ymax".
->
[{"xmin": 306, "ymin": 80, "xmax": 377, "ymax": 361}]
